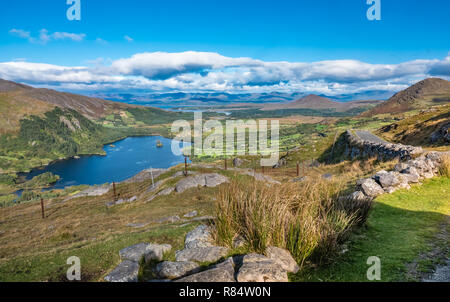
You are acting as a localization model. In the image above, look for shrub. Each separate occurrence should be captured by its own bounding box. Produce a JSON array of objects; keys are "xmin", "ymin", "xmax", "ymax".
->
[{"xmin": 215, "ymin": 176, "xmax": 370, "ymax": 268}]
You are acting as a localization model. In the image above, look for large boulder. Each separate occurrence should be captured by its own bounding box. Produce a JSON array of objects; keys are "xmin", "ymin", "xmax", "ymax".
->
[
  {"xmin": 104, "ymin": 260, "xmax": 139, "ymax": 282},
  {"xmin": 266, "ymin": 246, "xmax": 299, "ymax": 274},
  {"xmin": 185, "ymin": 225, "xmax": 214, "ymax": 249},
  {"xmin": 175, "ymin": 246, "xmax": 229, "ymax": 263},
  {"xmin": 236, "ymin": 253, "xmax": 288, "ymax": 282},
  {"xmin": 155, "ymin": 261, "xmax": 201, "ymax": 280},
  {"xmin": 358, "ymin": 178, "xmax": 385, "ymax": 197},
  {"xmin": 175, "ymin": 258, "xmax": 236, "ymax": 282},
  {"xmin": 377, "ymin": 171, "xmax": 401, "ymax": 188}
]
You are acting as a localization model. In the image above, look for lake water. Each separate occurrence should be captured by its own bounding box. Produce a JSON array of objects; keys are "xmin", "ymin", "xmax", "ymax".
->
[{"xmin": 25, "ymin": 136, "xmax": 190, "ymax": 189}]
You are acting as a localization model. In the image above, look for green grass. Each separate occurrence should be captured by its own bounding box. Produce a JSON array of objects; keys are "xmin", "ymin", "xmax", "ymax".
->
[
  {"xmin": 291, "ymin": 177, "xmax": 450, "ymax": 282},
  {"xmin": 0, "ymin": 223, "xmax": 198, "ymax": 282}
]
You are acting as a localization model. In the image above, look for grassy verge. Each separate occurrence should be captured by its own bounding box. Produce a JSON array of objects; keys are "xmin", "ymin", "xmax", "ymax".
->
[{"xmin": 291, "ymin": 177, "xmax": 450, "ymax": 282}]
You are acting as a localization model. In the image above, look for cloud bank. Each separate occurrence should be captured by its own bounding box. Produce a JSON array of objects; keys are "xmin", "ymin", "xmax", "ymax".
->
[{"xmin": 0, "ymin": 51, "xmax": 449, "ymax": 95}]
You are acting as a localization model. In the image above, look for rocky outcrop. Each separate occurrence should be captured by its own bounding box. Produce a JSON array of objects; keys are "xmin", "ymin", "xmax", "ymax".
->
[
  {"xmin": 343, "ymin": 130, "xmax": 423, "ymax": 161},
  {"xmin": 430, "ymin": 123, "xmax": 450, "ymax": 144},
  {"xmin": 105, "ymin": 225, "xmax": 300, "ymax": 283},
  {"xmin": 108, "ymin": 225, "xmax": 300, "ymax": 283}
]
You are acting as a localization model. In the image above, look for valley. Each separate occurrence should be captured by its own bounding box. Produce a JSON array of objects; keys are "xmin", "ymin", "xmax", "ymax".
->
[{"xmin": 0, "ymin": 77, "xmax": 449, "ymax": 282}]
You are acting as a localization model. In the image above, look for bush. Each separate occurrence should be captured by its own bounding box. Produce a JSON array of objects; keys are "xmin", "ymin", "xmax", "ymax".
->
[{"xmin": 215, "ymin": 176, "xmax": 371, "ymax": 268}]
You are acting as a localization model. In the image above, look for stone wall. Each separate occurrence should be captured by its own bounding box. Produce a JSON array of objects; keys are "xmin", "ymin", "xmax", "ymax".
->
[{"xmin": 342, "ymin": 130, "xmax": 424, "ymax": 161}]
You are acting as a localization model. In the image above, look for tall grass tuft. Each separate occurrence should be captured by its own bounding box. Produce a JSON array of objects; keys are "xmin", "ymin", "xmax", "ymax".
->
[
  {"xmin": 438, "ymin": 154, "xmax": 450, "ymax": 178},
  {"xmin": 215, "ymin": 176, "xmax": 371, "ymax": 268}
]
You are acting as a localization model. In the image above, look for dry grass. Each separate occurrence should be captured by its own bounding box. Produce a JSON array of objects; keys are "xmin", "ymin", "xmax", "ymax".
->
[
  {"xmin": 215, "ymin": 176, "xmax": 371, "ymax": 267},
  {"xmin": 438, "ymin": 153, "xmax": 450, "ymax": 177}
]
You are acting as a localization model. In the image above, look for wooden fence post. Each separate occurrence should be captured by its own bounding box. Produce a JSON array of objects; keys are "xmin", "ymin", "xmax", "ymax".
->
[{"xmin": 40, "ymin": 198, "xmax": 45, "ymax": 219}]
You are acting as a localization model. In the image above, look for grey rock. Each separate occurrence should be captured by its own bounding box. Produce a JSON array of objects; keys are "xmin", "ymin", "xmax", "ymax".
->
[
  {"xmin": 175, "ymin": 246, "xmax": 229, "ymax": 263},
  {"xmin": 176, "ymin": 258, "xmax": 235, "ymax": 282},
  {"xmin": 349, "ymin": 191, "xmax": 370, "ymax": 202},
  {"xmin": 104, "ymin": 260, "xmax": 139, "ymax": 282},
  {"xmin": 144, "ymin": 244, "xmax": 172, "ymax": 262},
  {"xmin": 175, "ymin": 174, "xmax": 229, "ymax": 193},
  {"xmin": 266, "ymin": 246, "xmax": 299, "ymax": 274},
  {"xmin": 377, "ymin": 172, "xmax": 401, "ymax": 188},
  {"xmin": 119, "ymin": 243, "xmax": 171, "ymax": 262},
  {"xmin": 185, "ymin": 225, "xmax": 214, "ymax": 249},
  {"xmin": 236, "ymin": 253, "xmax": 288, "ymax": 282},
  {"xmin": 155, "ymin": 261, "xmax": 201, "ymax": 279},
  {"xmin": 394, "ymin": 163, "xmax": 409, "ymax": 172},
  {"xmin": 359, "ymin": 178, "xmax": 385, "ymax": 197},
  {"xmin": 119, "ymin": 243, "xmax": 151, "ymax": 262},
  {"xmin": 66, "ymin": 183, "xmax": 112, "ymax": 201}
]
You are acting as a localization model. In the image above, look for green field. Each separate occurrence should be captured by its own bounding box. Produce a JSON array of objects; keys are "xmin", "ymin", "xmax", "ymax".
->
[{"xmin": 292, "ymin": 177, "xmax": 450, "ymax": 282}]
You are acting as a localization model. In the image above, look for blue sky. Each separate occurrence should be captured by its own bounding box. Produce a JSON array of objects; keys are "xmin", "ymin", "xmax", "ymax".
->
[{"xmin": 0, "ymin": 0, "xmax": 449, "ymax": 95}]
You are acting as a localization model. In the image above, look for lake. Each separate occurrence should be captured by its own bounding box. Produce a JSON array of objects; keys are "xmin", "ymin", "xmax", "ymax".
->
[{"xmin": 25, "ymin": 136, "xmax": 190, "ymax": 189}]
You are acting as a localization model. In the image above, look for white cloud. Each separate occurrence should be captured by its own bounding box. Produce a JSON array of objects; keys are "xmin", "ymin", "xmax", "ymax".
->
[
  {"xmin": 9, "ymin": 28, "xmax": 86, "ymax": 44},
  {"xmin": 95, "ymin": 38, "xmax": 108, "ymax": 45},
  {"xmin": 0, "ymin": 51, "xmax": 449, "ymax": 95}
]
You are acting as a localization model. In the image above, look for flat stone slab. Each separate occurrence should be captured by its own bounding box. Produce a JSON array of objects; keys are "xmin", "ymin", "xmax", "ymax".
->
[
  {"xmin": 175, "ymin": 246, "xmax": 229, "ymax": 263},
  {"xmin": 175, "ymin": 258, "xmax": 236, "ymax": 282},
  {"xmin": 175, "ymin": 173, "xmax": 229, "ymax": 193},
  {"xmin": 236, "ymin": 253, "xmax": 288, "ymax": 282},
  {"xmin": 185, "ymin": 225, "xmax": 214, "ymax": 249},
  {"xmin": 155, "ymin": 261, "xmax": 201, "ymax": 280},
  {"xmin": 104, "ymin": 260, "xmax": 139, "ymax": 282}
]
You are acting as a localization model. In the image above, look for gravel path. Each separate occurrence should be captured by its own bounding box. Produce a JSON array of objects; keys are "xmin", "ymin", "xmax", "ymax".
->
[
  {"xmin": 354, "ymin": 130, "xmax": 388, "ymax": 144},
  {"xmin": 423, "ymin": 259, "xmax": 450, "ymax": 282}
]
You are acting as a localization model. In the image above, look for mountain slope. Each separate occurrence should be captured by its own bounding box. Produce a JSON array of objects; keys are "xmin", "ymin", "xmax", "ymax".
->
[
  {"xmin": 0, "ymin": 79, "xmax": 133, "ymax": 121},
  {"xmin": 362, "ymin": 78, "xmax": 450, "ymax": 117},
  {"xmin": 262, "ymin": 94, "xmax": 383, "ymax": 112}
]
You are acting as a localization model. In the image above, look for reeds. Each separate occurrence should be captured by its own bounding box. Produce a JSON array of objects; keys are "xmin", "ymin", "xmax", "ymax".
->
[{"xmin": 215, "ymin": 176, "xmax": 371, "ymax": 268}]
